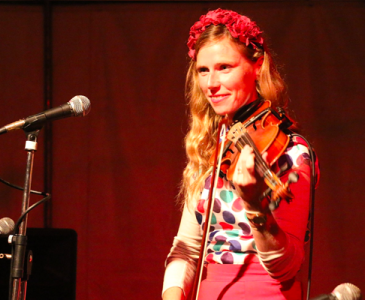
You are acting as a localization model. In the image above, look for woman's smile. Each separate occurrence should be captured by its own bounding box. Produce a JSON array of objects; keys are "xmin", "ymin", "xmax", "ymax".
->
[{"xmin": 209, "ymin": 94, "xmax": 230, "ymax": 103}]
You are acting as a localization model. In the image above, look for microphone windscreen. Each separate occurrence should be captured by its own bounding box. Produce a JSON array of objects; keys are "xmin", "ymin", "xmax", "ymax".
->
[
  {"xmin": 0, "ymin": 217, "xmax": 15, "ymax": 235},
  {"xmin": 69, "ymin": 95, "xmax": 91, "ymax": 117},
  {"xmin": 333, "ymin": 283, "xmax": 362, "ymax": 300}
]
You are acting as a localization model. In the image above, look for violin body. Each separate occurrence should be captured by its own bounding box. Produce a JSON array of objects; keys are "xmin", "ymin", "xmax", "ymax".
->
[
  {"xmin": 226, "ymin": 101, "xmax": 290, "ymax": 180},
  {"xmin": 211, "ymin": 100, "xmax": 291, "ymax": 178},
  {"xmin": 209, "ymin": 100, "xmax": 295, "ymax": 204}
]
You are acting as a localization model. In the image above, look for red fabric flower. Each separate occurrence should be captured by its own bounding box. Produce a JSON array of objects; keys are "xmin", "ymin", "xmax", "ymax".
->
[{"xmin": 187, "ymin": 9, "xmax": 263, "ymax": 60}]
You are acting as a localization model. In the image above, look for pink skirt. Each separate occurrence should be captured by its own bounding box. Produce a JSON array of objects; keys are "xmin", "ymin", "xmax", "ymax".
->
[{"xmin": 198, "ymin": 256, "xmax": 302, "ymax": 300}]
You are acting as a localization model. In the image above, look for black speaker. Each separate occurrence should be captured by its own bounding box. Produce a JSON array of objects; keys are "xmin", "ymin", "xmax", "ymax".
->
[{"xmin": 0, "ymin": 228, "xmax": 77, "ymax": 300}]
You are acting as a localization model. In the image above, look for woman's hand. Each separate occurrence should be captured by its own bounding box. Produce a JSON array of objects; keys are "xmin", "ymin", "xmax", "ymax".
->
[
  {"xmin": 231, "ymin": 145, "xmax": 266, "ymax": 209},
  {"xmin": 162, "ymin": 287, "xmax": 184, "ymax": 300}
]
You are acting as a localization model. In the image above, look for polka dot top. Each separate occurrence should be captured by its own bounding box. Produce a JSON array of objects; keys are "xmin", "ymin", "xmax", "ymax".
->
[{"xmin": 195, "ymin": 135, "xmax": 318, "ymax": 265}]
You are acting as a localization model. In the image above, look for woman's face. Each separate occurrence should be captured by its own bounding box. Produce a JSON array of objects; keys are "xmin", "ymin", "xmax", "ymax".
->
[{"xmin": 196, "ymin": 38, "xmax": 262, "ymax": 120}]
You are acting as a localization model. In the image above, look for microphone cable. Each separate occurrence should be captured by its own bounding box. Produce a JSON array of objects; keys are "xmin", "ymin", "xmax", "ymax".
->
[{"xmin": 0, "ymin": 176, "xmax": 51, "ymax": 234}]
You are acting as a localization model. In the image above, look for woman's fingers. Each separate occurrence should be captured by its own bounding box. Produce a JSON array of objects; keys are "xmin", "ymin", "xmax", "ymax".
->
[
  {"xmin": 232, "ymin": 145, "xmax": 266, "ymax": 203},
  {"xmin": 233, "ymin": 145, "xmax": 256, "ymax": 186},
  {"xmin": 244, "ymin": 146, "xmax": 255, "ymax": 174}
]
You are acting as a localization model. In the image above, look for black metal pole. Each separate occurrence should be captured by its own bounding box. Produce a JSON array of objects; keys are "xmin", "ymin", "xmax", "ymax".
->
[{"xmin": 9, "ymin": 130, "xmax": 40, "ymax": 300}]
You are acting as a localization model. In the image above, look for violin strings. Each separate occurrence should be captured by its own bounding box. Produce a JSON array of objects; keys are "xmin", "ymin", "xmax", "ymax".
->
[
  {"xmin": 240, "ymin": 134, "xmax": 268, "ymax": 176},
  {"xmin": 238, "ymin": 133, "xmax": 277, "ymax": 187}
]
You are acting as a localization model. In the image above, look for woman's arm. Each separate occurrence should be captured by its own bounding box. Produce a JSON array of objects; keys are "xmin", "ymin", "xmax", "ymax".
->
[
  {"xmin": 232, "ymin": 145, "xmax": 288, "ymax": 250},
  {"xmin": 162, "ymin": 204, "xmax": 201, "ymax": 297},
  {"xmin": 232, "ymin": 143, "xmax": 313, "ymax": 280}
]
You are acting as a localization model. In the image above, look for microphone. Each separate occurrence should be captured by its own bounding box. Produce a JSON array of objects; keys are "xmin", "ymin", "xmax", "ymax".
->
[
  {"xmin": 0, "ymin": 217, "xmax": 15, "ymax": 235},
  {"xmin": 0, "ymin": 95, "xmax": 91, "ymax": 135},
  {"xmin": 311, "ymin": 283, "xmax": 362, "ymax": 300}
]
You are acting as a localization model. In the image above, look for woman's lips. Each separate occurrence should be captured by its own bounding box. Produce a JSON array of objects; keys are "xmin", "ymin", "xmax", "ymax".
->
[{"xmin": 209, "ymin": 94, "xmax": 230, "ymax": 103}]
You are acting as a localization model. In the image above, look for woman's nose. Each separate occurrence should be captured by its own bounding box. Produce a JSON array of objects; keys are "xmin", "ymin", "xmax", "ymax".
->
[{"xmin": 207, "ymin": 71, "xmax": 220, "ymax": 90}]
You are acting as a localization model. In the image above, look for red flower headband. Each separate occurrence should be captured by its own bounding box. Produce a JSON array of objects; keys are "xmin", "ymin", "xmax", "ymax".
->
[{"xmin": 187, "ymin": 8, "xmax": 264, "ymax": 60}]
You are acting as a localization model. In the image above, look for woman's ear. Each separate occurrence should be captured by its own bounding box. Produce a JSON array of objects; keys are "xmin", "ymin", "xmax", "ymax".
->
[{"xmin": 255, "ymin": 56, "xmax": 264, "ymax": 77}]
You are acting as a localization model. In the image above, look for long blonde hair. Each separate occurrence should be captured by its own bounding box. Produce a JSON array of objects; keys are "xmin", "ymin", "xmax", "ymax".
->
[{"xmin": 180, "ymin": 24, "xmax": 289, "ymax": 209}]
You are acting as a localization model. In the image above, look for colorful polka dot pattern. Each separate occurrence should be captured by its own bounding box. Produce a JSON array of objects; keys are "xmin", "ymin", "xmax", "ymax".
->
[{"xmin": 194, "ymin": 137, "xmax": 312, "ymax": 265}]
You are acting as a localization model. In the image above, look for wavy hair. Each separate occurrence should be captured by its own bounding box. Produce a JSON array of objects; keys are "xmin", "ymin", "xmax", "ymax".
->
[{"xmin": 180, "ymin": 24, "xmax": 289, "ymax": 209}]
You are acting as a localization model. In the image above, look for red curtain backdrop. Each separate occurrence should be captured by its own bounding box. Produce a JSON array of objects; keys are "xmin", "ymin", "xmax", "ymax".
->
[{"xmin": 0, "ymin": 1, "xmax": 365, "ymax": 299}]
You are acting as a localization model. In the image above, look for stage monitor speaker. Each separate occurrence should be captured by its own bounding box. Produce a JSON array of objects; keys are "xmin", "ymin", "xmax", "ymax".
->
[{"xmin": 0, "ymin": 228, "xmax": 77, "ymax": 300}]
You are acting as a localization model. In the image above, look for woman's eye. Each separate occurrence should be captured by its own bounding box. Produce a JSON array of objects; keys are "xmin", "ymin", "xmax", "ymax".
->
[
  {"xmin": 220, "ymin": 65, "xmax": 231, "ymax": 71},
  {"xmin": 198, "ymin": 67, "xmax": 208, "ymax": 73}
]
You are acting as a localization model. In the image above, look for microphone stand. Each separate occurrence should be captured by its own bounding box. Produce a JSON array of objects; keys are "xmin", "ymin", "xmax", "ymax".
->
[{"xmin": 9, "ymin": 129, "xmax": 40, "ymax": 300}]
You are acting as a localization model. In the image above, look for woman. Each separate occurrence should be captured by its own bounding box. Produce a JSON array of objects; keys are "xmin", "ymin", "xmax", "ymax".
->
[{"xmin": 163, "ymin": 8, "xmax": 319, "ymax": 300}]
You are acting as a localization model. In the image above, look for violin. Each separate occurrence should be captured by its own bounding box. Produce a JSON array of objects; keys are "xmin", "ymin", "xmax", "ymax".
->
[{"xmin": 209, "ymin": 99, "xmax": 298, "ymax": 209}]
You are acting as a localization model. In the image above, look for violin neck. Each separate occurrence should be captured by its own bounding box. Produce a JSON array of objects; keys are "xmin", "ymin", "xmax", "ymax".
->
[{"xmin": 235, "ymin": 133, "xmax": 277, "ymax": 187}]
